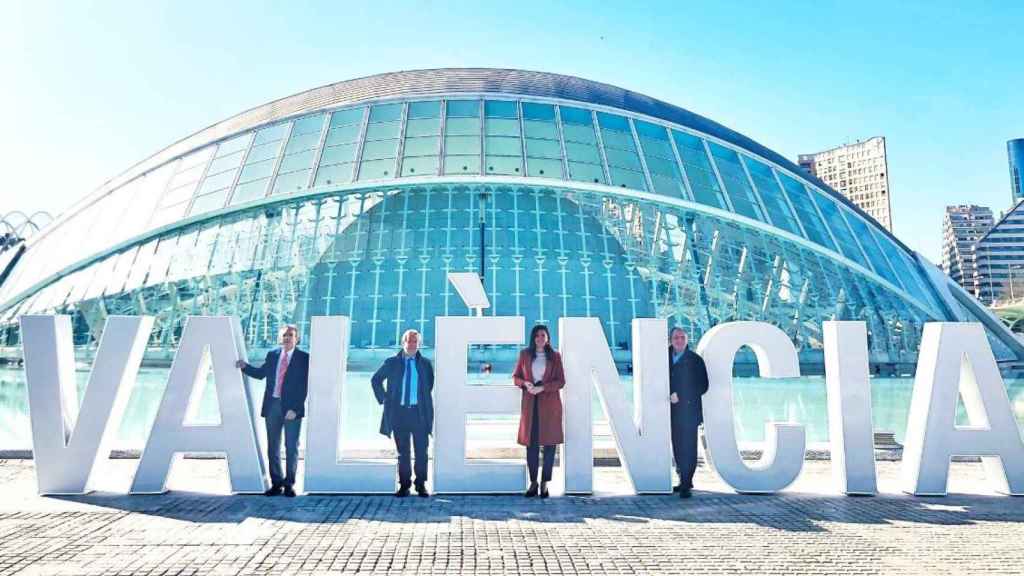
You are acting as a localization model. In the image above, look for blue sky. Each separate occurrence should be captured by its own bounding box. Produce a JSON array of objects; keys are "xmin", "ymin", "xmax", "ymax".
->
[{"xmin": 1, "ymin": 1, "xmax": 1021, "ymax": 261}]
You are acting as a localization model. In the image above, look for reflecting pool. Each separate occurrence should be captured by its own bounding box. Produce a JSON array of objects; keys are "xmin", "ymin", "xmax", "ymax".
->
[{"xmin": 2, "ymin": 367, "xmax": 1022, "ymax": 450}]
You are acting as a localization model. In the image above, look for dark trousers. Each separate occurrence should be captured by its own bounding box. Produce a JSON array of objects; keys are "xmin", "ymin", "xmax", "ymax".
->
[
  {"xmin": 393, "ymin": 405, "xmax": 429, "ymax": 488},
  {"xmin": 671, "ymin": 408, "xmax": 699, "ymax": 490},
  {"xmin": 266, "ymin": 397, "xmax": 301, "ymax": 488},
  {"xmin": 527, "ymin": 395, "xmax": 555, "ymax": 484}
]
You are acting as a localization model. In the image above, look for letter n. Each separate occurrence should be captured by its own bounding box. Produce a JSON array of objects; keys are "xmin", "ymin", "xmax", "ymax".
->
[{"xmin": 559, "ymin": 317, "xmax": 671, "ymax": 494}]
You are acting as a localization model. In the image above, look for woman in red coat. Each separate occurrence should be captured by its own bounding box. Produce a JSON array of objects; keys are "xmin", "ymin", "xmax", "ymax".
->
[{"xmin": 513, "ymin": 324, "xmax": 565, "ymax": 498}]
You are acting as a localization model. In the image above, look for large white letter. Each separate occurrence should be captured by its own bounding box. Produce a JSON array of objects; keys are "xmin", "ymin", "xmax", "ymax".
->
[
  {"xmin": 823, "ymin": 321, "xmax": 877, "ymax": 495},
  {"xmin": 559, "ymin": 317, "xmax": 671, "ymax": 494},
  {"xmin": 902, "ymin": 322, "xmax": 1024, "ymax": 496},
  {"xmin": 304, "ymin": 316, "xmax": 395, "ymax": 493},
  {"xmin": 697, "ymin": 321, "xmax": 805, "ymax": 494},
  {"xmin": 130, "ymin": 316, "xmax": 266, "ymax": 494},
  {"xmin": 433, "ymin": 315, "xmax": 524, "ymax": 493},
  {"xmin": 21, "ymin": 315, "xmax": 152, "ymax": 495}
]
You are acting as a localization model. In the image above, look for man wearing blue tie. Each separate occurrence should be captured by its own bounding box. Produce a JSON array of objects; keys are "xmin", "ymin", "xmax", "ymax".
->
[{"xmin": 371, "ymin": 329, "xmax": 435, "ymax": 497}]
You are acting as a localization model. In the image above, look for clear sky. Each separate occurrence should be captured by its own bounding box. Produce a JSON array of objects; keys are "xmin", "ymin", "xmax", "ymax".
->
[{"xmin": 1, "ymin": 0, "xmax": 1022, "ymax": 262}]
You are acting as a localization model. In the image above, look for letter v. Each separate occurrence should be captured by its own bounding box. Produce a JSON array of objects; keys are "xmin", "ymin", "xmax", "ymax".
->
[{"xmin": 20, "ymin": 315, "xmax": 153, "ymax": 495}]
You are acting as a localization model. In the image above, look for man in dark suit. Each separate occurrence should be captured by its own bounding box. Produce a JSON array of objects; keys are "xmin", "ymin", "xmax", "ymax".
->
[
  {"xmin": 371, "ymin": 329, "xmax": 434, "ymax": 498},
  {"xmin": 236, "ymin": 324, "xmax": 309, "ymax": 497},
  {"xmin": 668, "ymin": 327, "xmax": 709, "ymax": 499}
]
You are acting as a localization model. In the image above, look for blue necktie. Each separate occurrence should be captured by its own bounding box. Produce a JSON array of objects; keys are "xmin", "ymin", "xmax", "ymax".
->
[{"xmin": 403, "ymin": 358, "xmax": 412, "ymax": 406}]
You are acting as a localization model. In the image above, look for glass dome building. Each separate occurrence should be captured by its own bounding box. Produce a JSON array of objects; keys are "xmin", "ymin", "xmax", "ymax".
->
[{"xmin": 0, "ymin": 68, "xmax": 1019, "ymax": 370}]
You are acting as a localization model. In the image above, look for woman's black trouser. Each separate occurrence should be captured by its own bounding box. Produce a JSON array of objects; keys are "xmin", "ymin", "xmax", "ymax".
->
[{"xmin": 527, "ymin": 395, "xmax": 555, "ymax": 483}]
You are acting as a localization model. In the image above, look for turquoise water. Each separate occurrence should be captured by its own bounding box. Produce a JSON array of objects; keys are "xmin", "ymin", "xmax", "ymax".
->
[{"xmin": 1, "ymin": 367, "xmax": 1022, "ymax": 449}]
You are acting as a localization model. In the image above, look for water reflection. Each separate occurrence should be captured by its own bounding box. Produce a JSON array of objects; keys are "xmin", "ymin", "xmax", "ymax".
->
[{"xmin": 1, "ymin": 367, "xmax": 1022, "ymax": 449}]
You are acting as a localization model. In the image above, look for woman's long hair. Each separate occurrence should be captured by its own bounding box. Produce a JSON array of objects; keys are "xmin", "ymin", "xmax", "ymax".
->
[{"xmin": 526, "ymin": 324, "xmax": 555, "ymax": 360}]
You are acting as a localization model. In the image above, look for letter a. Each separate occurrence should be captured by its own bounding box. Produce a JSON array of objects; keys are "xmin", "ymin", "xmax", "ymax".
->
[
  {"xmin": 902, "ymin": 322, "xmax": 1024, "ymax": 496},
  {"xmin": 131, "ymin": 316, "xmax": 266, "ymax": 494}
]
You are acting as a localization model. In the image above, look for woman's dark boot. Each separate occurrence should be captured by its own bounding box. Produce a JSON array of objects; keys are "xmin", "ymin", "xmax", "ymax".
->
[
  {"xmin": 525, "ymin": 482, "xmax": 539, "ymax": 497},
  {"xmin": 540, "ymin": 481, "xmax": 550, "ymax": 499}
]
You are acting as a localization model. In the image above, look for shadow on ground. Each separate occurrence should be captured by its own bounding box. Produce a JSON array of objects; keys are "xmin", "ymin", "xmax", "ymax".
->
[{"xmin": 51, "ymin": 489, "xmax": 1023, "ymax": 534}]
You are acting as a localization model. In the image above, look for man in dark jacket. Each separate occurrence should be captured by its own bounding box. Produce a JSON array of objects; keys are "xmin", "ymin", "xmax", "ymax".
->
[
  {"xmin": 371, "ymin": 329, "xmax": 434, "ymax": 497},
  {"xmin": 668, "ymin": 327, "xmax": 709, "ymax": 499},
  {"xmin": 235, "ymin": 325, "xmax": 309, "ymax": 497}
]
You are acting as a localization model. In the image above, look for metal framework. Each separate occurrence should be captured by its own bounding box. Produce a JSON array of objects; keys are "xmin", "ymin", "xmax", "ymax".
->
[{"xmin": 1, "ymin": 69, "xmax": 1018, "ymax": 368}]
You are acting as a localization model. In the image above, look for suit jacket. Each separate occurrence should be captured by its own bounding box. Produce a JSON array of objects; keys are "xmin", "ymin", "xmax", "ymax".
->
[
  {"xmin": 669, "ymin": 346, "xmax": 709, "ymax": 426},
  {"xmin": 512, "ymin": 348, "xmax": 566, "ymax": 446},
  {"xmin": 371, "ymin": 351, "xmax": 435, "ymax": 437},
  {"xmin": 241, "ymin": 348, "xmax": 310, "ymax": 418}
]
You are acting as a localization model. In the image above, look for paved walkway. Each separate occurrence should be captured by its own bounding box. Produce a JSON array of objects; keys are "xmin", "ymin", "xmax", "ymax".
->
[{"xmin": 0, "ymin": 459, "xmax": 1022, "ymax": 575}]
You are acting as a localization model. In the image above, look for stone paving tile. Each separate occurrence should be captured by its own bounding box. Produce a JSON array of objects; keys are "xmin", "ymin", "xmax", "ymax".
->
[{"xmin": 0, "ymin": 459, "xmax": 1022, "ymax": 575}]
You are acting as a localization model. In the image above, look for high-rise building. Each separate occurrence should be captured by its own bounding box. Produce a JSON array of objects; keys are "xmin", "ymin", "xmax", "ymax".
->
[
  {"xmin": 1009, "ymin": 138, "xmax": 1024, "ymax": 204},
  {"xmin": 942, "ymin": 205, "xmax": 993, "ymax": 293},
  {"xmin": 974, "ymin": 199, "xmax": 1024, "ymax": 304},
  {"xmin": 798, "ymin": 136, "xmax": 893, "ymax": 230}
]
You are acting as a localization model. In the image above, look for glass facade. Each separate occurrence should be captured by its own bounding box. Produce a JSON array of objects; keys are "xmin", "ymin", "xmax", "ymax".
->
[
  {"xmin": 0, "ymin": 70, "xmax": 1017, "ymax": 366},
  {"xmin": 0, "ymin": 184, "xmax": 952, "ymax": 360},
  {"xmin": 1010, "ymin": 138, "xmax": 1024, "ymax": 204}
]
